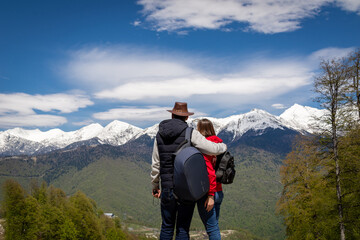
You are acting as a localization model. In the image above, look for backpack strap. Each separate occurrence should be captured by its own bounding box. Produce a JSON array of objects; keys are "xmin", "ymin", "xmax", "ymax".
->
[
  {"xmin": 184, "ymin": 127, "xmax": 193, "ymax": 147},
  {"xmin": 174, "ymin": 127, "xmax": 193, "ymax": 156}
]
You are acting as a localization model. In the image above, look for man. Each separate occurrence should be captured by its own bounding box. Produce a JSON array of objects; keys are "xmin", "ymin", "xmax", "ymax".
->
[{"xmin": 151, "ymin": 102, "xmax": 227, "ymax": 240}]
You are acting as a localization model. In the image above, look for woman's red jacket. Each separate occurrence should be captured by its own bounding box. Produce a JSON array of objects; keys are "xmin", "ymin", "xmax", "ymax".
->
[{"xmin": 204, "ymin": 135, "xmax": 223, "ymax": 196}]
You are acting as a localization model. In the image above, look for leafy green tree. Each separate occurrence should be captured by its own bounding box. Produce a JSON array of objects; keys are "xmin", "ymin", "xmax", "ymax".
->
[
  {"xmin": 279, "ymin": 127, "xmax": 360, "ymax": 240},
  {"xmin": 278, "ymin": 136, "xmax": 338, "ymax": 239},
  {"xmin": 2, "ymin": 179, "xmax": 27, "ymax": 239},
  {"xmin": 69, "ymin": 191, "xmax": 103, "ymax": 240},
  {"xmin": 100, "ymin": 215, "xmax": 127, "ymax": 240},
  {"xmin": 2, "ymin": 180, "xmax": 131, "ymax": 240},
  {"xmin": 338, "ymin": 126, "xmax": 360, "ymax": 239},
  {"xmin": 59, "ymin": 217, "xmax": 79, "ymax": 240},
  {"xmin": 314, "ymin": 57, "xmax": 350, "ymax": 240}
]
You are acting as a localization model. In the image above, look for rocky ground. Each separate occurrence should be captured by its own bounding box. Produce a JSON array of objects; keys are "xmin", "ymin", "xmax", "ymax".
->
[
  {"xmin": 0, "ymin": 219, "xmax": 4, "ymax": 240},
  {"xmin": 0, "ymin": 220, "xmax": 248, "ymax": 240},
  {"xmin": 190, "ymin": 230, "xmax": 237, "ymax": 239},
  {"xmin": 125, "ymin": 224, "xmax": 242, "ymax": 239}
]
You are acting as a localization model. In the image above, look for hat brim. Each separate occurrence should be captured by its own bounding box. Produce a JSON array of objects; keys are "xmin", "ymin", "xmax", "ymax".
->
[{"xmin": 167, "ymin": 110, "xmax": 194, "ymax": 116}]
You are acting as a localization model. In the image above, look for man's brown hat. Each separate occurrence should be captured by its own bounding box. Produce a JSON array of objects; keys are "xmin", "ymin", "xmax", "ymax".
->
[{"xmin": 167, "ymin": 102, "xmax": 194, "ymax": 116}]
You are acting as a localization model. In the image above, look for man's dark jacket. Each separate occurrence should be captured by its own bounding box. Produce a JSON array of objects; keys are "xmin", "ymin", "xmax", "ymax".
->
[{"xmin": 156, "ymin": 119, "xmax": 187, "ymax": 189}]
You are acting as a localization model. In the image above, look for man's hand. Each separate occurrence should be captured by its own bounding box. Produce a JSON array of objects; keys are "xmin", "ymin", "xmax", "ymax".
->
[
  {"xmin": 205, "ymin": 195, "xmax": 214, "ymax": 212},
  {"xmin": 152, "ymin": 189, "xmax": 161, "ymax": 198}
]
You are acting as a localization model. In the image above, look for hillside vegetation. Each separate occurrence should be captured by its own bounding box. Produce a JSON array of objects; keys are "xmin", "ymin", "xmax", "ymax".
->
[
  {"xmin": 1, "ymin": 180, "xmax": 129, "ymax": 239},
  {"xmin": 0, "ymin": 140, "xmax": 285, "ymax": 239}
]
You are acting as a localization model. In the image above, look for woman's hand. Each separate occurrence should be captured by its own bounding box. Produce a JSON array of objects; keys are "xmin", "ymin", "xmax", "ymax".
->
[{"xmin": 205, "ymin": 195, "xmax": 215, "ymax": 212}]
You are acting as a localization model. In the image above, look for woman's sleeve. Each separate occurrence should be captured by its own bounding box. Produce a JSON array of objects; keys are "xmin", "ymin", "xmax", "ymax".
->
[{"xmin": 191, "ymin": 130, "xmax": 227, "ymax": 155}]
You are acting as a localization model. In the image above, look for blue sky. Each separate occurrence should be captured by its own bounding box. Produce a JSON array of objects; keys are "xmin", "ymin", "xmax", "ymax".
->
[{"xmin": 0, "ymin": 0, "xmax": 359, "ymax": 130}]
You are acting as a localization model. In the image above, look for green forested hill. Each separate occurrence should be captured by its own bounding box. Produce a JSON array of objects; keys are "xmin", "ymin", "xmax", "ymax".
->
[
  {"xmin": 51, "ymin": 155, "xmax": 159, "ymax": 226},
  {"xmin": 0, "ymin": 140, "xmax": 286, "ymax": 240}
]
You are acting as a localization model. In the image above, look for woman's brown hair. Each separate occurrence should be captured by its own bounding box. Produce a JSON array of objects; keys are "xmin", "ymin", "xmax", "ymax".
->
[{"xmin": 197, "ymin": 118, "xmax": 216, "ymax": 138}]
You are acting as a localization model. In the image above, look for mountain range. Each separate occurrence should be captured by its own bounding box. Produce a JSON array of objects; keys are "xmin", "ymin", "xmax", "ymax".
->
[{"xmin": 0, "ymin": 104, "xmax": 325, "ymax": 156}]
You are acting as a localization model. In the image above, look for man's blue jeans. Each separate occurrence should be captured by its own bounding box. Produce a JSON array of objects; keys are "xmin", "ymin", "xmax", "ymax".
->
[
  {"xmin": 160, "ymin": 188, "xmax": 195, "ymax": 240},
  {"xmin": 197, "ymin": 192, "xmax": 224, "ymax": 240}
]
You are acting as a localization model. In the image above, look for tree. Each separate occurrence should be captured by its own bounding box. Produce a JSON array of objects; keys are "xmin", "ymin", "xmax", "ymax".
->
[
  {"xmin": 2, "ymin": 180, "xmax": 27, "ymax": 239},
  {"xmin": 347, "ymin": 48, "xmax": 360, "ymax": 119},
  {"xmin": 279, "ymin": 56, "xmax": 360, "ymax": 240},
  {"xmin": 69, "ymin": 191, "xmax": 103, "ymax": 240},
  {"xmin": 338, "ymin": 126, "xmax": 360, "ymax": 239},
  {"xmin": 2, "ymin": 180, "xmax": 131, "ymax": 239},
  {"xmin": 314, "ymin": 58, "xmax": 350, "ymax": 240},
  {"xmin": 278, "ymin": 136, "xmax": 338, "ymax": 240}
]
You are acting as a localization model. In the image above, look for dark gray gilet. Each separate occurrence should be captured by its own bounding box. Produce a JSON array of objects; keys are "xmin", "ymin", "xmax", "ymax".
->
[{"xmin": 156, "ymin": 119, "xmax": 188, "ymax": 189}]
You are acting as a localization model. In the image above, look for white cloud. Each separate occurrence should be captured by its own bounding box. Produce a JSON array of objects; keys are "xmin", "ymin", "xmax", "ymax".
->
[
  {"xmin": 94, "ymin": 107, "xmax": 170, "ymax": 121},
  {"xmin": 65, "ymin": 46, "xmax": 314, "ymax": 103},
  {"xmin": 0, "ymin": 93, "xmax": 93, "ymax": 115},
  {"xmin": 0, "ymin": 93, "xmax": 93, "ymax": 128},
  {"xmin": 272, "ymin": 103, "xmax": 287, "ymax": 109},
  {"xmin": 63, "ymin": 45, "xmax": 353, "ymax": 113},
  {"xmin": 95, "ymin": 73, "xmax": 311, "ymax": 101},
  {"xmin": 309, "ymin": 47, "xmax": 355, "ymax": 62},
  {"xmin": 137, "ymin": 0, "xmax": 360, "ymax": 34},
  {"xmin": 93, "ymin": 107, "xmax": 206, "ymax": 121},
  {"xmin": 133, "ymin": 20, "xmax": 142, "ymax": 26},
  {"xmin": 94, "ymin": 58, "xmax": 312, "ymax": 101},
  {"xmin": 0, "ymin": 114, "xmax": 67, "ymax": 128},
  {"xmin": 336, "ymin": 0, "xmax": 360, "ymax": 13},
  {"xmin": 65, "ymin": 47, "xmax": 197, "ymax": 89}
]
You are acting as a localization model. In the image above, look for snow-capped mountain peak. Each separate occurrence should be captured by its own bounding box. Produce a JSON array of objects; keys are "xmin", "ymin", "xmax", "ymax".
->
[
  {"xmin": 189, "ymin": 108, "xmax": 286, "ymax": 141},
  {"xmin": 103, "ymin": 120, "xmax": 138, "ymax": 132},
  {"xmin": 73, "ymin": 123, "xmax": 104, "ymax": 140},
  {"xmin": 98, "ymin": 120, "xmax": 143, "ymax": 145},
  {"xmin": 280, "ymin": 104, "xmax": 327, "ymax": 133},
  {"xmin": 139, "ymin": 124, "xmax": 159, "ymax": 139},
  {"xmin": 5, "ymin": 127, "xmax": 65, "ymax": 142},
  {"xmin": 227, "ymin": 108, "xmax": 285, "ymax": 139}
]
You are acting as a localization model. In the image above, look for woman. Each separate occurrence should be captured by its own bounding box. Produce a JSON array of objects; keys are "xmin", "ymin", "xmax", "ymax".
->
[{"xmin": 197, "ymin": 118, "xmax": 224, "ymax": 240}]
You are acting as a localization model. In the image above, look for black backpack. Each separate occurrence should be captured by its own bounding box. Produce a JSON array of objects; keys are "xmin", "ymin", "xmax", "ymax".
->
[
  {"xmin": 215, "ymin": 151, "xmax": 236, "ymax": 184},
  {"xmin": 173, "ymin": 127, "xmax": 209, "ymax": 202}
]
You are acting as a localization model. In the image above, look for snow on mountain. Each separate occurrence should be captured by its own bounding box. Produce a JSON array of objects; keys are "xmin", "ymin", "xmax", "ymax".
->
[
  {"xmin": 2, "ymin": 124, "xmax": 104, "ymax": 148},
  {"xmin": 0, "ymin": 121, "xmax": 139, "ymax": 155},
  {"xmin": 137, "ymin": 124, "xmax": 159, "ymax": 139},
  {"xmin": 280, "ymin": 104, "xmax": 328, "ymax": 133},
  {"xmin": 0, "ymin": 132, "xmax": 45, "ymax": 155},
  {"xmin": 5, "ymin": 128, "xmax": 65, "ymax": 142},
  {"xmin": 190, "ymin": 109, "xmax": 286, "ymax": 140},
  {"xmin": 97, "ymin": 120, "xmax": 142, "ymax": 145},
  {"xmin": 41, "ymin": 123, "xmax": 104, "ymax": 149},
  {"xmin": 225, "ymin": 109, "xmax": 285, "ymax": 138},
  {"xmin": 72, "ymin": 123, "xmax": 104, "ymax": 140}
]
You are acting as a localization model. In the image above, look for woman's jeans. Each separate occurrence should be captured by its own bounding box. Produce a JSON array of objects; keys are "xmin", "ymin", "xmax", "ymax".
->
[
  {"xmin": 197, "ymin": 191, "xmax": 224, "ymax": 240},
  {"xmin": 160, "ymin": 188, "xmax": 195, "ymax": 240},
  {"xmin": 214, "ymin": 191, "xmax": 224, "ymax": 221}
]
